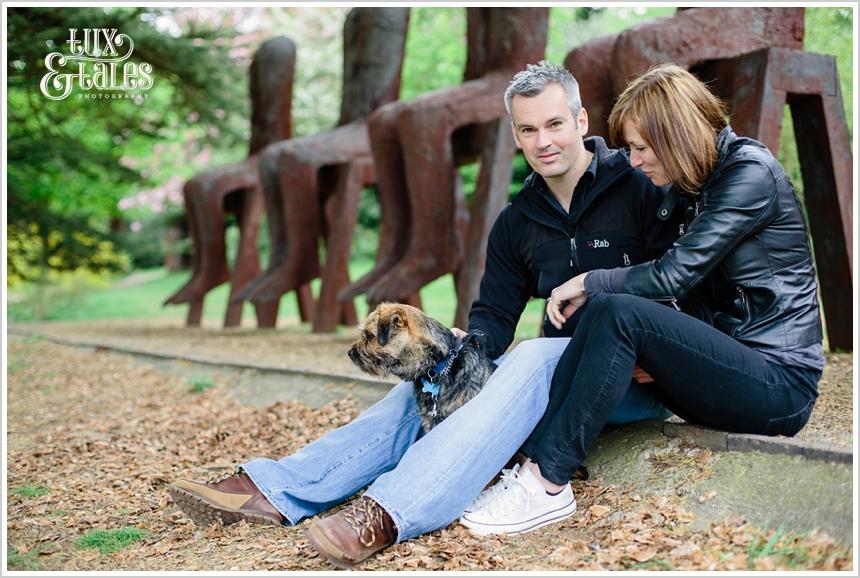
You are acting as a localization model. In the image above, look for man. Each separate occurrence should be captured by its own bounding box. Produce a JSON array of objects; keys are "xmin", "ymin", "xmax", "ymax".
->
[{"xmin": 170, "ymin": 61, "xmax": 689, "ymax": 568}]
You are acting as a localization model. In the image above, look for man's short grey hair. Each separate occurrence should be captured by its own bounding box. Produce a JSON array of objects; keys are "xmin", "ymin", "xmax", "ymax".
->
[{"xmin": 504, "ymin": 60, "xmax": 582, "ymax": 119}]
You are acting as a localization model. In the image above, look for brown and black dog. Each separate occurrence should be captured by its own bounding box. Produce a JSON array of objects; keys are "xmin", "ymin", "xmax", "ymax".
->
[{"xmin": 348, "ymin": 303, "xmax": 495, "ymax": 432}]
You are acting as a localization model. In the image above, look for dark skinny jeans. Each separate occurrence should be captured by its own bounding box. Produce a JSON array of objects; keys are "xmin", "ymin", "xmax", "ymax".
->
[{"xmin": 522, "ymin": 293, "xmax": 820, "ymax": 485}]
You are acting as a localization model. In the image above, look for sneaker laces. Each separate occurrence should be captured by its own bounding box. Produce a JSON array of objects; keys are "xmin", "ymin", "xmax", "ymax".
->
[
  {"xmin": 343, "ymin": 498, "xmax": 386, "ymax": 547},
  {"xmin": 485, "ymin": 472, "xmax": 534, "ymax": 516},
  {"xmin": 481, "ymin": 467, "xmax": 538, "ymax": 518},
  {"xmin": 469, "ymin": 464, "xmax": 521, "ymax": 512}
]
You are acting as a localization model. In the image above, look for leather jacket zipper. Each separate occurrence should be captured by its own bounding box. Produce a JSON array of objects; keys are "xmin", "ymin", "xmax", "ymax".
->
[{"xmin": 737, "ymin": 286, "xmax": 750, "ymax": 320}]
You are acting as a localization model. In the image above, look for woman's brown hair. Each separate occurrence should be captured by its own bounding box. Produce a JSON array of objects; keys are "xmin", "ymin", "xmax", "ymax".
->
[{"xmin": 608, "ymin": 63, "xmax": 728, "ymax": 193}]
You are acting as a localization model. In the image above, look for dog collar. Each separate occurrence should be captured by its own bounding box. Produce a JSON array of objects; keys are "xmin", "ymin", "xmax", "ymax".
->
[{"xmin": 420, "ymin": 340, "xmax": 463, "ymax": 399}]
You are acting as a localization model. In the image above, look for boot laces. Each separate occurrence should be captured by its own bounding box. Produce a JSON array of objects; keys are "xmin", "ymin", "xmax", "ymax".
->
[
  {"xmin": 206, "ymin": 466, "xmax": 243, "ymax": 484},
  {"xmin": 344, "ymin": 498, "xmax": 386, "ymax": 547}
]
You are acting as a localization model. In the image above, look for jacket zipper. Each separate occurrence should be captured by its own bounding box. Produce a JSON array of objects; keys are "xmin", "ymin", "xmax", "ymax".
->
[
  {"xmin": 737, "ymin": 286, "xmax": 750, "ymax": 320},
  {"xmin": 568, "ymin": 233, "xmax": 583, "ymax": 271},
  {"xmin": 656, "ymin": 297, "xmax": 680, "ymax": 311}
]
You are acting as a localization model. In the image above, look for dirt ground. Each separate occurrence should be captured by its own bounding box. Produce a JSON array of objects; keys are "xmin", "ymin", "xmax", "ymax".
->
[{"xmin": 5, "ymin": 334, "xmax": 853, "ymax": 572}]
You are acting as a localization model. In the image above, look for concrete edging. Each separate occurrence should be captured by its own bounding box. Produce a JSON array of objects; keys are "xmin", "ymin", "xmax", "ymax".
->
[
  {"xmin": 662, "ymin": 421, "xmax": 852, "ymax": 465},
  {"xmin": 7, "ymin": 327, "xmax": 393, "ymax": 393}
]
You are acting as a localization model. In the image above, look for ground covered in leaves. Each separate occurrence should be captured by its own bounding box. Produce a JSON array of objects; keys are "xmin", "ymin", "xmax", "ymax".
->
[
  {"xmin": 12, "ymin": 318, "xmax": 854, "ymax": 448},
  {"xmin": 5, "ymin": 335, "xmax": 854, "ymax": 572}
]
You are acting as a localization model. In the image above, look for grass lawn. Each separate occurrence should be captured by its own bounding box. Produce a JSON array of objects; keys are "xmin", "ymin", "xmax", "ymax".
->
[{"xmin": 8, "ymin": 262, "xmax": 547, "ymax": 341}]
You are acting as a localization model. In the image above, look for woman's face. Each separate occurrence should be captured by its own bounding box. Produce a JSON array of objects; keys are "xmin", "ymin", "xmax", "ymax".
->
[{"xmin": 622, "ymin": 121, "xmax": 670, "ymax": 187}]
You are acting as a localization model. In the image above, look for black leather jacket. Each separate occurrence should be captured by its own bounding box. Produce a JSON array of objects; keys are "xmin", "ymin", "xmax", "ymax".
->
[{"xmin": 622, "ymin": 127, "xmax": 823, "ymax": 351}]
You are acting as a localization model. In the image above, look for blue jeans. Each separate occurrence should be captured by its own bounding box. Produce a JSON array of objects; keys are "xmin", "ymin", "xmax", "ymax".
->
[{"xmin": 242, "ymin": 337, "xmax": 671, "ymax": 541}]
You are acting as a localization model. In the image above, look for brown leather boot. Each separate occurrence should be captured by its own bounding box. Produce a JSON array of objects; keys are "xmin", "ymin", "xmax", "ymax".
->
[
  {"xmin": 306, "ymin": 496, "xmax": 397, "ymax": 568},
  {"xmin": 169, "ymin": 471, "xmax": 285, "ymax": 527}
]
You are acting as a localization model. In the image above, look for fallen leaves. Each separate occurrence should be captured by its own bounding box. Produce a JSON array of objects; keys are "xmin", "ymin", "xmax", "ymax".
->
[{"xmin": 5, "ymin": 337, "xmax": 854, "ymax": 572}]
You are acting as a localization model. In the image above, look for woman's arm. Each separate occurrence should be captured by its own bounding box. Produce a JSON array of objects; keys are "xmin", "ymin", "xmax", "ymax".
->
[{"xmin": 547, "ymin": 156, "xmax": 781, "ymax": 328}]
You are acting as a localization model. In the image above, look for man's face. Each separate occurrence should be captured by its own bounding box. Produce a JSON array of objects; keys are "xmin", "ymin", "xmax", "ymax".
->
[{"xmin": 510, "ymin": 83, "xmax": 588, "ymax": 184}]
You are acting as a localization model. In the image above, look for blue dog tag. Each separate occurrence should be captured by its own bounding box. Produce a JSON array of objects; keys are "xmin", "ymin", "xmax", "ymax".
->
[{"xmin": 420, "ymin": 378, "xmax": 440, "ymax": 398}]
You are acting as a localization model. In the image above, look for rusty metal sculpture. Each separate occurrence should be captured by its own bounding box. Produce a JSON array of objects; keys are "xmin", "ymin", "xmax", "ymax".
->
[
  {"xmin": 339, "ymin": 8, "xmax": 549, "ymax": 329},
  {"xmin": 234, "ymin": 7, "xmax": 411, "ymax": 331},
  {"xmin": 163, "ymin": 36, "xmax": 296, "ymax": 327},
  {"xmin": 566, "ymin": 7, "xmax": 804, "ymax": 139},
  {"xmin": 718, "ymin": 48, "xmax": 853, "ymax": 352},
  {"xmin": 565, "ymin": 7, "xmax": 852, "ymax": 351}
]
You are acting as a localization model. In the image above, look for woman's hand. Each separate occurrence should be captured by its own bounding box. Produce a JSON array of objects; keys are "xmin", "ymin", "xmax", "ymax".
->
[{"xmin": 546, "ymin": 272, "xmax": 589, "ymax": 330}]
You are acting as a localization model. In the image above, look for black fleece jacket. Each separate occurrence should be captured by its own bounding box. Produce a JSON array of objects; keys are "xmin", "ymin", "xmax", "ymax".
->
[{"xmin": 468, "ymin": 136, "xmax": 696, "ymax": 359}]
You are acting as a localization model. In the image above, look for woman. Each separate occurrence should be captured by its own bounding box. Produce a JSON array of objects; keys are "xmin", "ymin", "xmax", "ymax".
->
[{"xmin": 460, "ymin": 63, "xmax": 823, "ymax": 536}]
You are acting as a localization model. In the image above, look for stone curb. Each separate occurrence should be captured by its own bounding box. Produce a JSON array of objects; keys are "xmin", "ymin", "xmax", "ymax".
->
[
  {"xmin": 662, "ymin": 421, "xmax": 852, "ymax": 465},
  {"xmin": 7, "ymin": 327, "xmax": 394, "ymax": 393},
  {"xmin": 11, "ymin": 327, "xmax": 853, "ymax": 465}
]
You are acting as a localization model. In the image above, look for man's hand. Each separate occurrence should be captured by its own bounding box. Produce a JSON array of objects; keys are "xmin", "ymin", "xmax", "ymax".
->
[
  {"xmin": 633, "ymin": 366, "xmax": 655, "ymax": 384},
  {"xmin": 546, "ymin": 272, "xmax": 589, "ymax": 330},
  {"xmin": 451, "ymin": 327, "xmax": 467, "ymax": 339}
]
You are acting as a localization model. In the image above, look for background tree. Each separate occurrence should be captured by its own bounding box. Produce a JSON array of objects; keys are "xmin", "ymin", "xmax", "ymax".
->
[{"xmin": 6, "ymin": 7, "xmax": 245, "ymax": 284}]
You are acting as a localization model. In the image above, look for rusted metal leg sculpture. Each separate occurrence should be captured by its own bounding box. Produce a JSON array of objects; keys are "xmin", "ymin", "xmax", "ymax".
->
[
  {"xmin": 335, "ymin": 102, "xmax": 413, "ymax": 301},
  {"xmin": 357, "ymin": 73, "xmax": 517, "ymax": 305},
  {"xmin": 164, "ymin": 157, "xmax": 257, "ymax": 326},
  {"xmin": 452, "ymin": 118, "xmax": 517, "ymax": 329},
  {"xmin": 609, "ymin": 7, "xmax": 803, "ymax": 98},
  {"xmin": 722, "ymin": 47, "xmax": 853, "ymax": 351},
  {"xmin": 565, "ymin": 8, "xmax": 804, "ymax": 141},
  {"xmin": 234, "ymin": 7, "xmax": 410, "ymax": 330},
  {"xmin": 224, "ymin": 181, "xmax": 279, "ymax": 327},
  {"xmin": 238, "ymin": 122, "xmax": 374, "ymax": 327},
  {"xmin": 312, "ymin": 160, "xmax": 374, "ymax": 332},
  {"xmin": 163, "ymin": 36, "xmax": 295, "ymax": 327}
]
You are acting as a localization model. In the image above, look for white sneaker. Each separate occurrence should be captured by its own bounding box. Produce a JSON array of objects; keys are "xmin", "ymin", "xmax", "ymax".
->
[
  {"xmin": 464, "ymin": 464, "xmax": 522, "ymax": 513},
  {"xmin": 459, "ymin": 465, "xmax": 576, "ymax": 536}
]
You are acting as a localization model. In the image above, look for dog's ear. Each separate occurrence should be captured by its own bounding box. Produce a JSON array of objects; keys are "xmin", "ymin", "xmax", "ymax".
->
[
  {"xmin": 376, "ymin": 318, "xmax": 389, "ymax": 347},
  {"xmin": 377, "ymin": 312, "xmax": 405, "ymax": 347}
]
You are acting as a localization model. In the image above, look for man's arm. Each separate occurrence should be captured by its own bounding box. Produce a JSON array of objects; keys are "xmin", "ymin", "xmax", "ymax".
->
[{"xmin": 467, "ymin": 208, "xmax": 532, "ymax": 359}]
